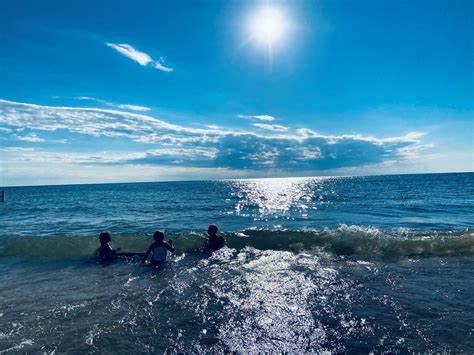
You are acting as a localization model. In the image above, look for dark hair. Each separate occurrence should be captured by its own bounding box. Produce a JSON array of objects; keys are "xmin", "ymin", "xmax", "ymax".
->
[
  {"xmin": 208, "ymin": 225, "xmax": 218, "ymax": 234},
  {"xmin": 99, "ymin": 232, "xmax": 111, "ymax": 243},
  {"xmin": 153, "ymin": 230, "xmax": 165, "ymax": 242}
]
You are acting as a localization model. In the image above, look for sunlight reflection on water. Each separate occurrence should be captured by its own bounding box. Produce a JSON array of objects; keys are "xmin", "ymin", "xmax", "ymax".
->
[{"xmin": 228, "ymin": 177, "xmax": 330, "ymax": 217}]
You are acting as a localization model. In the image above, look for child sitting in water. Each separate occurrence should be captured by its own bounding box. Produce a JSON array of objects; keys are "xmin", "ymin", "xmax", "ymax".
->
[
  {"xmin": 97, "ymin": 232, "xmax": 142, "ymax": 261},
  {"xmin": 206, "ymin": 225, "xmax": 225, "ymax": 251},
  {"xmin": 142, "ymin": 231, "xmax": 174, "ymax": 266},
  {"xmin": 97, "ymin": 232, "xmax": 121, "ymax": 260}
]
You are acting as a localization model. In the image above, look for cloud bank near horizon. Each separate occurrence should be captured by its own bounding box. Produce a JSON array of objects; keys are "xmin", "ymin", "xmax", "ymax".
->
[{"xmin": 0, "ymin": 99, "xmax": 430, "ymax": 178}]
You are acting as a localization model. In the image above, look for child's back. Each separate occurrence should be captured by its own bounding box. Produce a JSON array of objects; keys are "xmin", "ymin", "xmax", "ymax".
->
[
  {"xmin": 142, "ymin": 231, "xmax": 174, "ymax": 266},
  {"xmin": 150, "ymin": 241, "xmax": 172, "ymax": 264},
  {"xmin": 206, "ymin": 225, "xmax": 225, "ymax": 251}
]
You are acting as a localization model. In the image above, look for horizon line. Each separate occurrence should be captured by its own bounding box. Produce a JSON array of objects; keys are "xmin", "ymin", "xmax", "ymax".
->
[{"xmin": 1, "ymin": 170, "xmax": 472, "ymax": 189}]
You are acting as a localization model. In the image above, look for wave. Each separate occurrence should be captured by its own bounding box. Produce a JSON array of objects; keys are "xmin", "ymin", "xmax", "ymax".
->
[{"xmin": 0, "ymin": 225, "xmax": 473, "ymax": 260}]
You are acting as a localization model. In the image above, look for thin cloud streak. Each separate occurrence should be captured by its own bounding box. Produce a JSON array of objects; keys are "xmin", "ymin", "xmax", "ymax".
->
[
  {"xmin": 116, "ymin": 104, "xmax": 151, "ymax": 112},
  {"xmin": 253, "ymin": 123, "xmax": 288, "ymax": 131},
  {"xmin": 106, "ymin": 43, "xmax": 173, "ymax": 72},
  {"xmin": 74, "ymin": 96, "xmax": 151, "ymax": 112},
  {"xmin": 238, "ymin": 114, "xmax": 275, "ymax": 122}
]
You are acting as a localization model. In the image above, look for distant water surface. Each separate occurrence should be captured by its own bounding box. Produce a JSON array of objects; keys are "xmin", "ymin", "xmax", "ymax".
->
[{"xmin": 1, "ymin": 173, "xmax": 473, "ymax": 236}]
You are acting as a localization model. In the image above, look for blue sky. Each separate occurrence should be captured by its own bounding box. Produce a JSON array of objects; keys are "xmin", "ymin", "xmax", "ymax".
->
[{"xmin": 0, "ymin": 0, "xmax": 472, "ymax": 186}]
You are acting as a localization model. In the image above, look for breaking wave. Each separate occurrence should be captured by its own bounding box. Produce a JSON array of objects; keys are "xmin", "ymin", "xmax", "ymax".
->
[{"xmin": 0, "ymin": 225, "xmax": 472, "ymax": 260}]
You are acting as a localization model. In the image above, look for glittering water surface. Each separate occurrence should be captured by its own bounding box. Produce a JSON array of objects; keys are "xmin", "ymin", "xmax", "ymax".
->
[
  {"xmin": 0, "ymin": 173, "xmax": 473, "ymax": 352},
  {"xmin": 231, "ymin": 177, "xmax": 317, "ymax": 216}
]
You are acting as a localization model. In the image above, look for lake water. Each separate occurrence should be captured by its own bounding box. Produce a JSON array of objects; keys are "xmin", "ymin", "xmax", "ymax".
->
[{"xmin": 0, "ymin": 173, "xmax": 473, "ymax": 352}]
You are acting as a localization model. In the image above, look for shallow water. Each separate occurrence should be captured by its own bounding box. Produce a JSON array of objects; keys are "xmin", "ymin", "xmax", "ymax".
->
[{"xmin": 0, "ymin": 173, "xmax": 473, "ymax": 352}]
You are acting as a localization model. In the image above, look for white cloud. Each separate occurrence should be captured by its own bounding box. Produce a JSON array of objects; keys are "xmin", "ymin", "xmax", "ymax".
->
[
  {"xmin": 75, "ymin": 96, "xmax": 101, "ymax": 102},
  {"xmin": 74, "ymin": 96, "xmax": 151, "ymax": 112},
  {"xmin": 0, "ymin": 99, "xmax": 431, "ymax": 175},
  {"xmin": 238, "ymin": 114, "xmax": 275, "ymax": 122},
  {"xmin": 253, "ymin": 123, "xmax": 288, "ymax": 132},
  {"xmin": 106, "ymin": 42, "xmax": 173, "ymax": 72},
  {"xmin": 15, "ymin": 133, "xmax": 45, "ymax": 142},
  {"xmin": 116, "ymin": 104, "xmax": 151, "ymax": 112},
  {"xmin": 383, "ymin": 131, "xmax": 426, "ymax": 143},
  {"xmin": 154, "ymin": 61, "xmax": 173, "ymax": 73},
  {"xmin": 105, "ymin": 43, "xmax": 152, "ymax": 66},
  {"xmin": 0, "ymin": 99, "xmax": 222, "ymax": 145}
]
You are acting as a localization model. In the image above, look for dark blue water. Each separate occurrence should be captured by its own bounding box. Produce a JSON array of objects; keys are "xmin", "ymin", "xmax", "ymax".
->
[
  {"xmin": 1, "ymin": 173, "xmax": 473, "ymax": 236},
  {"xmin": 0, "ymin": 173, "xmax": 473, "ymax": 352}
]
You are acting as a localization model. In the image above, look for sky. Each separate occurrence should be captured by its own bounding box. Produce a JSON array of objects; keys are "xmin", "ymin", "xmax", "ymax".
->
[{"xmin": 0, "ymin": 0, "xmax": 472, "ymax": 186}]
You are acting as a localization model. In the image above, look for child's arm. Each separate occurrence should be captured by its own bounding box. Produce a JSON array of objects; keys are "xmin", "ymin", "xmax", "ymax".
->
[
  {"xmin": 166, "ymin": 240, "xmax": 175, "ymax": 252},
  {"xmin": 142, "ymin": 245, "xmax": 153, "ymax": 263},
  {"xmin": 110, "ymin": 246, "xmax": 121, "ymax": 256}
]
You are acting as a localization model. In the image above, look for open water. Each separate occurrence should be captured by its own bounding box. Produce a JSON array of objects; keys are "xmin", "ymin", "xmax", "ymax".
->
[{"xmin": 0, "ymin": 173, "xmax": 473, "ymax": 352}]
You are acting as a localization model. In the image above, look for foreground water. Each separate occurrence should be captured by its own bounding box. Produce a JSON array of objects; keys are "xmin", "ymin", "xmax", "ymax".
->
[{"xmin": 0, "ymin": 173, "xmax": 473, "ymax": 352}]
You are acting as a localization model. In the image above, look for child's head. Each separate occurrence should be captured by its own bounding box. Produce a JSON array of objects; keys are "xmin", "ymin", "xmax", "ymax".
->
[
  {"xmin": 153, "ymin": 230, "xmax": 165, "ymax": 242},
  {"xmin": 99, "ymin": 232, "xmax": 111, "ymax": 244},
  {"xmin": 208, "ymin": 225, "xmax": 218, "ymax": 235}
]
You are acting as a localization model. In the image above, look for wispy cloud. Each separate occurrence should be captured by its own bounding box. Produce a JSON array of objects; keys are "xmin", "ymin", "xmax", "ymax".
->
[
  {"xmin": 0, "ymin": 99, "xmax": 430, "ymax": 173},
  {"xmin": 74, "ymin": 96, "xmax": 150, "ymax": 112},
  {"xmin": 74, "ymin": 96, "xmax": 103, "ymax": 102},
  {"xmin": 105, "ymin": 43, "xmax": 151, "ymax": 66},
  {"xmin": 253, "ymin": 123, "xmax": 288, "ymax": 132},
  {"xmin": 105, "ymin": 43, "xmax": 173, "ymax": 72},
  {"xmin": 238, "ymin": 114, "xmax": 275, "ymax": 122},
  {"xmin": 116, "ymin": 104, "xmax": 150, "ymax": 112}
]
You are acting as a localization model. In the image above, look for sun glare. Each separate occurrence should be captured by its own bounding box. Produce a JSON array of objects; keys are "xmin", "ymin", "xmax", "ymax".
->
[{"xmin": 247, "ymin": 6, "xmax": 291, "ymax": 50}]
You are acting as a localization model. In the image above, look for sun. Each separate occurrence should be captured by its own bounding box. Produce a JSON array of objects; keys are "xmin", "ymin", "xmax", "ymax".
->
[{"xmin": 247, "ymin": 6, "xmax": 291, "ymax": 49}]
